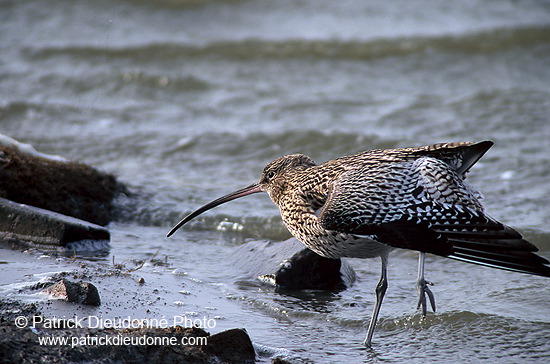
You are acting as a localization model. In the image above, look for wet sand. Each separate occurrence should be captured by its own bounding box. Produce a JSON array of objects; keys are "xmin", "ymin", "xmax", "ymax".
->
[{"xmin": 0, "ymin": 248, "xmax": 257, "ymax": 364}]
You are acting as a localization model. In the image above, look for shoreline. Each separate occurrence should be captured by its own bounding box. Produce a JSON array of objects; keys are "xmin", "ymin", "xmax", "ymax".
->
[{"xmin": 0, "ymin": 247, "xmax": 257, "ymax": 364}]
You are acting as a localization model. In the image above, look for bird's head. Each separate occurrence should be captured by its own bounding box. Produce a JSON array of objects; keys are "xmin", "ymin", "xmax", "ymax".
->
[
  {"xmin": 167, "ymin": 154, "xmax": 316, "ymax": 237},
  {"xmin": 259, "ymin": 154, "xmax": 316, "ymax": 203}
]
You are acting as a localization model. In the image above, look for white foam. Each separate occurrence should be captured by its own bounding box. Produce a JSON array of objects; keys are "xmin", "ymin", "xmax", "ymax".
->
[{"xmin": 0, "ymin": 133, "xmax": 69, "ymax": 162}]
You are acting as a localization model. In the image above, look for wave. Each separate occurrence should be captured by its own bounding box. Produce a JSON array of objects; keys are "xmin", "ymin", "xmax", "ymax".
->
[
  {"xmin": 119, "ymin": 0, "xmax": 247, "ymax": 10},
  {"xmin": 26, "ymin": 25, "xmax": 550, "ymax": 62},
  {"xmin": 161, "ymin": 128, "xmax": 399, "ymax": 162}
]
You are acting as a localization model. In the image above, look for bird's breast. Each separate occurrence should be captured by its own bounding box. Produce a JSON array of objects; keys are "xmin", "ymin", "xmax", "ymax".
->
[{"xmin": 277, "ymin": 197, "xmax": 391, "ymax": 259}]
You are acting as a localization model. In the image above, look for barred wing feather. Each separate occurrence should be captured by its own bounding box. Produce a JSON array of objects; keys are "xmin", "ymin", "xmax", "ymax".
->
[{"xmin": 320, "ymin": 155, "xmax": 550, "ymax": 277}]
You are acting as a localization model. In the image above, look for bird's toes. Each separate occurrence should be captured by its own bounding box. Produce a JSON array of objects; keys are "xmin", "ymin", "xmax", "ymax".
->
[
  {"xmin": 416, "ymin": 279, "xmax": 436, "ymax": 315},
  {"xmin": 417, "ymin": 294, "xmax": 427, "ymax": 316},
  {"xmin": 425, "ymin": 285, "xmax": 436, "ymax": 312}
]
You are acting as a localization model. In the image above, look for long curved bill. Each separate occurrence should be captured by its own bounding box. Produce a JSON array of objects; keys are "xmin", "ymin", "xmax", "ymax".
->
[{"xmin": 167, "ymin": 183, "xmax": 263, "ymax": 237}]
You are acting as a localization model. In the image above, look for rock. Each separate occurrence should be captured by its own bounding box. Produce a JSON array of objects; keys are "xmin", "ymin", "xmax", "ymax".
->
[
  {"xmin": 0, "ymin": 139, "xmax": 128, "ymax": 248},
  {"xmin": 233, "ymin": 238, "xmax": 356, "ymax": 291},
  {"xmin": 205, "ymin": 328, "xmax": 256, "ymax": 363},
  {"xmin": 43, "ymin": 279, "xmax": 101, "ymax": 306},
  {"xmin": 271, "ymin": 357, "xmax": 295, "ymax": 364},
  {"xmin": 273, "ymin": 248, "xmax": 346, "ymax": 290},
  {"xmin": 0, "ymin": 298, "xmax": 41, "ymax": 323},
  {"xmin": 0, "ymin": 297, "xmax": 257, "ymax": 364},
  {"xmin": 0, "ymin": 197, "xmax": 110, "ymax": 248},
  {"xmin": 0, "ymin": 144, "xmax": 128, "ymax": 226}
]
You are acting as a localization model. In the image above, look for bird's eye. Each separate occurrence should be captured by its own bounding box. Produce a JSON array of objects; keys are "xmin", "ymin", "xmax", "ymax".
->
[{"xmin": 266, "ymin": 171, "xmax": 276, "ymax": 180}]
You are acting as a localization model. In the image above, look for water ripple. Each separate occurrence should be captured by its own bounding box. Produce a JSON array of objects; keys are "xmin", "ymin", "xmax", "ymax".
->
[{"xmin": 25, "ymin": 25, "xmax": 550, "ymax": 62}]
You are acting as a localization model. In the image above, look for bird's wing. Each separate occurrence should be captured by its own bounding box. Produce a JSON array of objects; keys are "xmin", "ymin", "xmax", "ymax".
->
[
  {"xmin": 410, "ymin": 140, "xmax": 494, "ymax": 176},
  {"xmin": 319, "ymin": 156, "xmax": 550, "ymax": 277},
  {"xmin": 319, "ymin": 156, "xmax": 478, "ymax": 255}
]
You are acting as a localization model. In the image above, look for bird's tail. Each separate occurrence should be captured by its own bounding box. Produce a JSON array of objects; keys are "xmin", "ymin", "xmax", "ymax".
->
[{"xmin": 434, "ymin": 220, "xmax": 550, "ymax": 277}]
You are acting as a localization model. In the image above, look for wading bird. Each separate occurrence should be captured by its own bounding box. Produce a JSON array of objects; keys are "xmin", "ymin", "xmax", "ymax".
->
[{"xmin": 167, "ymin": 141, "xmax": 550, "ymax": 346}]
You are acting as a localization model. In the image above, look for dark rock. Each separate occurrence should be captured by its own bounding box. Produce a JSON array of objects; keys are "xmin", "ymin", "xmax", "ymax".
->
[
  {"xmin": 205, "ymin": 328, "xmax": 256, "ymax": 363},
  {"xmin": 0, "ymin": 298, "xmax": 41, "ymax": 323},
  {"xmin": 0, "ymin": 297, "xmax": 256, "ymax": 364},
  {"xmin": 0, "ymin": 145, "xmax": 128, "ymax": 226},
  {"xmin": 271, "ymin": 357, "xmax": 295, "ymax": 364},
  {"xmin": 233, "ymin": 238, "xmax": 356, "ymax": 291},
  {"xmin": 0, "ymin": 197, "xmax": 110, "ymax": 248},
  {"xmin": 274, "ymin": 248, "xmax": 346, "ymax": 290},
  {"xmin": 43, "ymin": 279, "xmax": 101, "ymax": 306},
  {"xmin": 0, "ymin": 322, "xmax": 208, "ymax": 364}
]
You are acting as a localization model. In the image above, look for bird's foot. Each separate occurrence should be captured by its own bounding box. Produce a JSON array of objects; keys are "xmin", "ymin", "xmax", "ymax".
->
[{"xmin": 416, "ymin": 278, "xmax": 436, "ymax": 316}]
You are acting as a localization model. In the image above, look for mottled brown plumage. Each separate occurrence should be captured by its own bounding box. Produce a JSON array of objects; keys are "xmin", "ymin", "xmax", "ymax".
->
[{"xmin": 168, "ymin": 141, "xmax": 550, "ymax": 346}]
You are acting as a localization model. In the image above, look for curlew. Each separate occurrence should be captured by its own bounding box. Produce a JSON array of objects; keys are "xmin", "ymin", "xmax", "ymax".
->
[{"xmin": 167, "ymin": 141, "xmax": 550, "ymax": 346}]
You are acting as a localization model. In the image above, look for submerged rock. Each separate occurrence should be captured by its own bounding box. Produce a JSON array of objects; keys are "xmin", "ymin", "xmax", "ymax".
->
[
  {"xmin": 233, "ymin": 238, "xmax": 356, "ymax": 291},
  {"xmin": 272, "ymin": 248, "xmax": 347, "ymax": 290},
  {"xmin": 43, "ymin": 279, "xmax": 101, "ymax": 306}
]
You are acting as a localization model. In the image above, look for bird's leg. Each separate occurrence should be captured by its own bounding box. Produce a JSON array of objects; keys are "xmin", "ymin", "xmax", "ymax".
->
[
  {"xmin": 363, "ymin": 255, "xmax": 388, "ymax": 348},
  {"xmin": 416, "ymin": 252, "xmax": 436, "ymax": 316}
]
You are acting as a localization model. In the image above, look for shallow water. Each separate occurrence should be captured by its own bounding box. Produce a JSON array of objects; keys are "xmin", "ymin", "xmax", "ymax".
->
[{"xmin": 1, "ymin": 0, "xmax": 550, "ymax": 362}]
